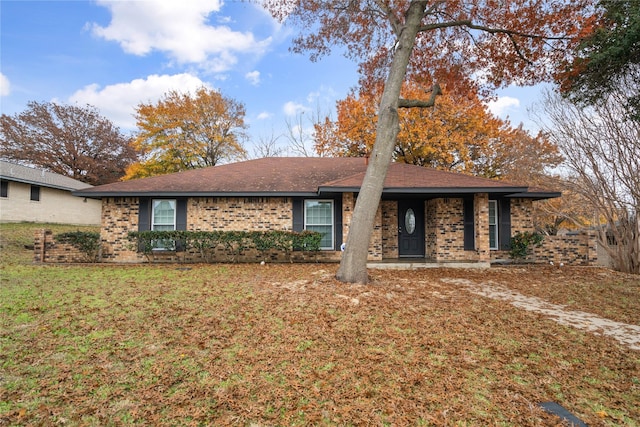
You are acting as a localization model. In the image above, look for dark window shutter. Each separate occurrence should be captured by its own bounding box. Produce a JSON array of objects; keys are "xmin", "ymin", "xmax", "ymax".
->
[
  {"xmin": 30, "ymin": 185, "xmax": 40, "ymax": 201},
  {"xmin": 292, "ymin": 198, "xmax": 304, "ymax": 232},
  {"xmin": 334, "ymin": 197, "xmax": 343, "ymax": 250},
  {"xmin": 138, "ymin": 197, "xmax": 150, "ymax": 231},
  {"xmin": 175, "ymin": 198, "xmax": 187, "ymax": 251},
  {"xmin": 137, "ymin": 197, "xmax": 151, "ymax": 252},
  {"xmin": 176, "ymin": 198, "xmax": 187, "ymax": 230},
  {"xmin": 499, "ymin": 199, "xmax": 511, "ymax": 250},
  {"xmin": 463, "ymin": 198, "xmax": 475, "ymax": 250},
  {"xmin": 1, "ymin": 180, "xmax": 8, "ymax": 198}
]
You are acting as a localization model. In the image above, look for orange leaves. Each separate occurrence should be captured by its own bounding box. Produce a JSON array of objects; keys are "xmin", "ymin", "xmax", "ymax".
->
[
  {"xmin": 265, "ymin": 0, "xmax": 598, "ymax": 95},
  {"xmin": 125, "ymin": 87, "xmax": 247, "ymax": 180},
  {"xmin": 314, "ymin": 81, "xmax": 565, "ymax": 184}
]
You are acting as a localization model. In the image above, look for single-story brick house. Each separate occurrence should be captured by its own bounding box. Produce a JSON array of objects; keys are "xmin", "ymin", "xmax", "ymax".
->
[
  {"xmin": 0, "ymin": 160, "xmax": 101, "ymax": 225},
  {"xmin": 73, "ymin": 157, "xmax": 559, "ymax": 264}
]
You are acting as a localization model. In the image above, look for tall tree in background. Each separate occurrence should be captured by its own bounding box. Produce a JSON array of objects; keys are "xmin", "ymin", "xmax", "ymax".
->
[
  {"xmin": 125, "ymin": 87, "xmax": 247, "ymax": 179},
  {"xmin": 0, "ymin": 101, "xmax": 136, "ymax": 185},
  {"xmin": 472, "ymin": 125, "xmax": 563, "ymax": 181},
  {"xmin": 314, "ymin": 84, "xmax": 562, "ymax": 178},
  {"xmin": 539, "ymin": 89, "xmax": 639, "ymax": 274},
  {"xmin": 558, "ymin": 0, "xmax": 640, "ymax": 120},
  {"xmin": 265, "ymin": 0, "xmax": 596, "ymax": 283}
]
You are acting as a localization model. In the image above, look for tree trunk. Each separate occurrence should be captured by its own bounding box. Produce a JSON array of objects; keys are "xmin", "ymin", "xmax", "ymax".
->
[{"xmin": 336, "ymin": 1, "xmax": 428, "ymax": 284}]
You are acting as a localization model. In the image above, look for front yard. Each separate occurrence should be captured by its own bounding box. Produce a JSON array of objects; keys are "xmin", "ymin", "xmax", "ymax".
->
[{"xmin": 1, "ymin": 224, "xmax": 639, "ymax": 426}]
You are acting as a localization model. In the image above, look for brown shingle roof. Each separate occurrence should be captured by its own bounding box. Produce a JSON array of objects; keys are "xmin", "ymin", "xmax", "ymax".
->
[
  {"xmin": 322, "ymin": 162, "xmax": 526, "ymax": 192},
  {"xmin": 74, "ymin": 157, "xmax": 548, "ymax": 197}
]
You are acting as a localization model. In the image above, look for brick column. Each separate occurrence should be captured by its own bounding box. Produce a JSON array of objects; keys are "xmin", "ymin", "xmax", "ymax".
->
[{"xmin": 474, "ymin": 193, "xmax": 490, "ymax": 262}]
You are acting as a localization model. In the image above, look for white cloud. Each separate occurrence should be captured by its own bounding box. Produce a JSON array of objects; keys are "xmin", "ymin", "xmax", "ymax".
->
[
  {"xmin": 487, "ymin": 96, "xmax": 520, "ymax": 117},
  {"xmin": 0, "ymin": 73, "xmax": 10, "ymax": 96},
  {"xmin": 245, "ymin": 70, "xmax": 261, "ymax": 86},
  {"xmin": 91, "ymin": 0, "xmax": 271, "ymax": 73},
  {"xmin": 283, "ymin": 101, "xmax": 309, "ymax": 117},
  {"xmin": 67, "ymin": 73, "xmax": 209, "ymax": 130},
  {"xmin": 257, "ymin": 111, "xmax": 272, "ymax": 120}
]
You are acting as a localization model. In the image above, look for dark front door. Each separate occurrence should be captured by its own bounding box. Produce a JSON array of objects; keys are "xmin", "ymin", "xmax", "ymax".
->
[{"xmin": 398, "ymin": 200, "xmax": 425, "ymax": 257}]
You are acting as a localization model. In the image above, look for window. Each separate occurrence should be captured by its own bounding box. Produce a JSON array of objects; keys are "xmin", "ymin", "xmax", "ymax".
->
[
  {"xmin": 0, "ymin": 180, "xmax": 7, "ymax": 198},
  {"xmin": 304, "ymin": 200, "xmax": 334, "ymax": 250},
  {"xmin": 30, "ymin": 185, "xmax": 40, "ymax": 202},
  {"xmin": 152, "ymin": 199, "xmax": 176, "ymax": 250},
  {"xmin": 488, "ymin": 200, "xmax": 498, "ymax": 250}
]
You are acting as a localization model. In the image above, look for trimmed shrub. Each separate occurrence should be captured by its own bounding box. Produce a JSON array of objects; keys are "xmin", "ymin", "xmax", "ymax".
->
[
  {"xmin": 509, "ymin": 231, "xmax": 544, "ymax": 260},
  {"xmin": 127, "ymin": 230, "xmax": 324, "ymax": 263},
  {"xmin": 55, "ymin": 231, "xmax": 101, "ymax": 262}
]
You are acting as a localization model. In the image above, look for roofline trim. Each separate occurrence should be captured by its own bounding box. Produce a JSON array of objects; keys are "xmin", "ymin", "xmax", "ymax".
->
[
  {"xmin": 505, "ymin": 191, "xmax": 562, "ymax": 199},
  {"xmin": 318, "ymin": 186, "xmax": 530, "ymax": 194},
  {"xmin": 1, "ymin": 175, "xmax": 90, "ymax": 192},
  {"xmin": 71, "ymin": 191, "xmax": 322, "ymax": 198}
]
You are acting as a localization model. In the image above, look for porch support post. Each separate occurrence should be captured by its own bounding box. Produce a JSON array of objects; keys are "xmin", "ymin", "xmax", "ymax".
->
[{"xmin": 474, "ymin": 193, "xmax": 490, "ymax": 262}]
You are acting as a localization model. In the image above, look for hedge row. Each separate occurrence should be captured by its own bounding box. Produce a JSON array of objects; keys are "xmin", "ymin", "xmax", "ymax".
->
[{"xmin": 127, "ymin": 229, "xmax": 324, "ymax": 262}]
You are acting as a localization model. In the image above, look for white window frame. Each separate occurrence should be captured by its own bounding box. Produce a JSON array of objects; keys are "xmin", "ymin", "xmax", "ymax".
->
[
  {"xmin": 488, "ymin": 200, "xmax": 498, "ymax": 250},
  {"xmin": 304, "ymin": 199, "xmax": 334, "ymax": 250},
  {"xmin": 151, "ymin": 199, "xmax": 177, "ymax": 250}
]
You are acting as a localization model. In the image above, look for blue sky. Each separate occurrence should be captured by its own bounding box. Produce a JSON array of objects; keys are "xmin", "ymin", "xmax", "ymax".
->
[{"xmin": 1, "ymin": 0, "xmax": 544, "ymax": 155}]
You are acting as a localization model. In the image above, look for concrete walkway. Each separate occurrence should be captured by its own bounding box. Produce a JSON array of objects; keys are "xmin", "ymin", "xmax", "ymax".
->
[{"xmin": 441, "ymin": 278, "xmax": 640, "ymax": 351}]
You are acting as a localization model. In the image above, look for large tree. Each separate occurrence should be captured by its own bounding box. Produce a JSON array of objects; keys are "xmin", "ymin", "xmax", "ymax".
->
[
  {"xmin": 557, "ymin": 0, "xmax": 640, "ymax": 120},
  {"xmin": 125, "ymin": 87, "xmax": 247, "ymax": 179},
  {"xmin": 265, "ymin": 0, "xmax": 596, "ymax": 283},
  {"xmin": 314, "ymin": 84, "xmax": 562, "ymax": 178},
  {"xmin": 539, "ymin": 89, "xmax": 639, "ymax": 274},
  {"xmin": 0, "ymin": 101, "xmax": 136, "ymax": 185}
]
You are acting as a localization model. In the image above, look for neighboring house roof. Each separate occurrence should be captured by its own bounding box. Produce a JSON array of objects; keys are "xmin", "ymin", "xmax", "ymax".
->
[
  {"xmin": 73, "ymin": 157, "xmax": 559, "ymax": 199},
  {"xmin": 0, "ymin": 160, "xmax": 93, "ymax": 191}
]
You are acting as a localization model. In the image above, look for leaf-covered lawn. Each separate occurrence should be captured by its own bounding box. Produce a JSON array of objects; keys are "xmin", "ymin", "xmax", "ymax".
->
[{"xmin": 1, "ymin": 261, "xmax": 638, "ymax": 426}]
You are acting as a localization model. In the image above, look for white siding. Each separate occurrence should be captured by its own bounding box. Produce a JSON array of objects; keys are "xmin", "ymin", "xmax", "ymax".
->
[{"xmin": 0, "ymin": 180, "xmax": 101, "ymax": 225}]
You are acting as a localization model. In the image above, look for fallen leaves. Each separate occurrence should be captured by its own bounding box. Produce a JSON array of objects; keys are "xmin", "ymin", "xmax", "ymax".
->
[{"xmin": 1, "ymin": 264, "xmax": 638, "ymax": 426}]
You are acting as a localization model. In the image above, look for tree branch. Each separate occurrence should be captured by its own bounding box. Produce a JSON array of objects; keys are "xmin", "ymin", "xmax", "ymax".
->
[
  {"xmin": 398, "ymin": 83, "xmax": 442, "ymax": 108},
  {"xmin": 419, "ymin": 19, "xmax": 568, "ymax": 41},
  {"xmin": 374, "ymin": 0, "xmax": 402, "ymax": 37}
]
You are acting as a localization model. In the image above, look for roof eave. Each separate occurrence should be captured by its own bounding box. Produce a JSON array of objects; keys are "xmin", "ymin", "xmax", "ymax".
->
[
  {"xmin": 505, "ymin": 191, "xmax": 562, "ymax": 200},
  {"xmin": 2, "ymin": 175, "xmax": 89, "ymax": 192},
  {"xmin": 318, "ymin": 186, "xmax": 530, "ymax": 194},
  {"xmin": 71, "ymin": 190, "xmax": 321, "ymax": 198}
]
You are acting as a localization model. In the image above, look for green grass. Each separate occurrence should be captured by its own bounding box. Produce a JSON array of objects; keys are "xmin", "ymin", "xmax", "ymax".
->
[{"xmin": 1, "ymin": 223, "xmax": 639, "ymax": 426}]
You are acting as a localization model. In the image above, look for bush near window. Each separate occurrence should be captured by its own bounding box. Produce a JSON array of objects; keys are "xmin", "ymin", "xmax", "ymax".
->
[
  {"xmin": 127, "ymin": 230, "xmax": 324, "ymax": 263},
  {"xmin": 509, "ymin": 231, "xmax": 544, "ymax": 260},
  {"xmin": 54, "ymin": 231, "xmax": 101, "ymax": 262}
]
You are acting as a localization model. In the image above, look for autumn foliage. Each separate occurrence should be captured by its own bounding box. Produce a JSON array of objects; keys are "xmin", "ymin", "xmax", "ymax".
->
[
  {"xmin": 125, "ymin": 87, "xmax": 247, "ymax": 180},
  {"xmin": 315, "ymin": 84, "xmax": 562, "ymax": 180},
  {"xmin": 0, "ymin": 101, "xmax": 136, "ymax": 185}
]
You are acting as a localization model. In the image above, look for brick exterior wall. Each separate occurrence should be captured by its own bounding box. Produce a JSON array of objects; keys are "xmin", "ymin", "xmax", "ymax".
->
[
  {"xmin": 425, "ymin": 199, "xmax": 437, "ymax": 260},
  {"xmin": 97, "ymin": 196, "xmax": 342, "ymax": 263},
  {"xmin": 510, "ymin": 198, "xmax": 535, "ymax": 234},
  {"xmin": 101, "ymin": 197, "xmax": 141, "ymax": 262},
  {"xmin": 341, "ymin": 193, "xmax": 383, "ymax": 261},
  {"xmin": 189, "ymin": 197, "xmax": 292, "ymax": 231},
  {"xmin": 34, "ymin": 229, "xmax": 93, "ymax": 263},
  {"xmin": 34, "ymin": 193, "xmax": 598, "ymax": 267},
  {"xmin": 474, "ymin": 193, "xmax": 490, "ymax": 262},
  {"xmin": 426, "ymin": 198, "xmax": 476, "ymax": 262},
  {"xmin": 381, "ymin": 200, "xmax": 398, "ymax": 259},
  {"xmin": 532, "ymin": 231, "xmax": 598, "ymax": 265}
]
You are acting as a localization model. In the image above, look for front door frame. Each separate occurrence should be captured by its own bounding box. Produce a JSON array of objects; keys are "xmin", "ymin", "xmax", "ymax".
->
[{"xmin": 398, "ymin": 199, "xmax": 425, "ymax": 258}]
